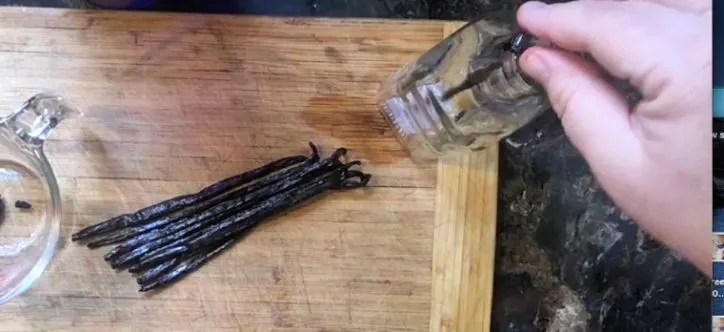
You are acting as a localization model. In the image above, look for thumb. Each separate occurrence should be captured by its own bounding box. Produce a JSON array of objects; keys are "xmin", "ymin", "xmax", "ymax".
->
[{"xmin": 519, "ymin": 47, "xmax": 644, "ymax": 177}]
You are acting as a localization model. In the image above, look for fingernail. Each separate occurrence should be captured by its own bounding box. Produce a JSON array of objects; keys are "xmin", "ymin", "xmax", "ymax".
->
[
  {"xmin": 521, "ymin": 1, "xmax": 548, "ymax": 10},
  {"xmin": 520, "ymin": 51, "xmax": 549, "ymax": 82},
  {"xmin": 519, "ymin": 1, "xmax": 549, "ymax": 21}
]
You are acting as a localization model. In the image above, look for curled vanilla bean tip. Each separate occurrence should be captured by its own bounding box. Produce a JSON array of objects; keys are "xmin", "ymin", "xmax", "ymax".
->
[
  {"xmin": 308, "ymin": 142, "xmax": 320, "ymax": 159},
  {"xmin": 330, "ymin": 147, "xmax": 348, "ymax": 161}
]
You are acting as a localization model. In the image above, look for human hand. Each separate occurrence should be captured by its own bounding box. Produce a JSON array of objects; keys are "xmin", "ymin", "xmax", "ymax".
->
[{"xmin": 516, "ymin": 0, "xmax": 712, "ymax": 274}]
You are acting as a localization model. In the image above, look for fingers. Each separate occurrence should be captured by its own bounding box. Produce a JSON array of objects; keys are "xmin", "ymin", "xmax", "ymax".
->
[
  {"xmin": 519, "ymin": 46, "xmax": 642, "ymax": 174},
  {"xmin": 516, "ymin": 0, "xmax": 677, "ymax": 86}
]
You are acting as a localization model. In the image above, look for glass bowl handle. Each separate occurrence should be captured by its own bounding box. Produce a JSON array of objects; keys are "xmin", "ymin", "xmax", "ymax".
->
[{"xmin": 1, "ymin": 93, "xmax": 82, "ymax": 148}]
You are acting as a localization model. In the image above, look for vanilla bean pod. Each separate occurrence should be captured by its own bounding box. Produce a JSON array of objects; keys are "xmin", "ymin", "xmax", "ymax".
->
[
  {"xmin": 102, "ymin": 148, "xmax": 343, "ymax": 262},
  {"xmin": 71, "ymin": 154, "xmax": 308, "ymax": 241},
  {"xmin": 107, "ymin": 162, "xmax": 343, "ymax": 269},
  {"xmin": 138, "ymin": 237, "xmax": 236, "ymax": 292},
  {"xmin": 184, "ymin": 167, "xmax": 370, "ymax": 254},
  {"xmin": 102, "ymin": 182, "xmax": 279, "ymax": 263},
  {"xmin": 132, "ymin": 224, "xmax": 250, "ymax": 278},
  {"xmin": 115, "ymin": 163, "xmax": 350, "ymax": 270},
  {"xmin": 73, "ymin": 144, "xmax": 372, "ymax": 293},
  {"xmin": 92, "ymin": 156, "xmax": 316, "ymax": 249},
  {"xmin": 131, "ymin": 167, "xmax": 357, "ymax": 269},
  {"xmin": 89, "ymin": 146, "xmax": 325, "ymax": 249},
  {"xmin": 125, "ymin": 239, "xmax": 194, "ymax": 271}
]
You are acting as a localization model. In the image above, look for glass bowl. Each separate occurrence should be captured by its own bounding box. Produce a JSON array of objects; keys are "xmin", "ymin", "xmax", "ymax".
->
[{"xmin": 0, "ymin": 93, "xmax": 80, "ymax": 305}]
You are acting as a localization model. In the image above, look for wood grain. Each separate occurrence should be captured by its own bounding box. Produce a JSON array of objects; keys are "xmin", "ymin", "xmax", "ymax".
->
[
  {"xmin": 0, "ymin": 9, "xmax": 499, "ymax": 332},
  {"xmin": 0, "ymin": 8, "xmax": 452, "ymax": 332},
  {"xmin": 428, "ymin": 23, "xmax": 498, "ymax": 332}
]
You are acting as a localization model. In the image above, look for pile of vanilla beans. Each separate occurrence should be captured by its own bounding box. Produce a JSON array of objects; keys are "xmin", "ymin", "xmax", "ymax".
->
[{"xmin": 72, "ymin": 144, "xmax": 371, "ymax": 292}]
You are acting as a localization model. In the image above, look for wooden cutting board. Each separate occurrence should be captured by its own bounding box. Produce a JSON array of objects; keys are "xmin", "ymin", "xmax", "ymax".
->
[{"xmin": 0, "ymin": 8, "xmax": 497, "ymax": 331}]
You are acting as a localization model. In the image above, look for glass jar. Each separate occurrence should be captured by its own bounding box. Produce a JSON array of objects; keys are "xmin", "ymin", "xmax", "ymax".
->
[
  {"xmin": 378, "ymin": 19, "xmax": 549, "ymax": 161},
  {"xmin": 0, "ymin": 93, "xmax": 80, "ymax": 305},
  {"xmin": 378, "ymin": 19, "xmax": 640, "ymax": 161}
]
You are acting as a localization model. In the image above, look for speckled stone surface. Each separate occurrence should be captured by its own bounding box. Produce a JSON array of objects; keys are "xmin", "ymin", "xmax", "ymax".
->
[
  {"xmin": 2, "ymin": 0, "xmax": 711, "ymax": 330},
  {"xmin": 496, "ymin": 111, "xmax": 709, "ymax": 331}
]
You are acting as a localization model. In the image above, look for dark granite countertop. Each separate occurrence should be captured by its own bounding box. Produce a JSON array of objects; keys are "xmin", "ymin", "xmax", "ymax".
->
[{"xmin": 2, "ymin": 0, "xmax": 711, "ymax": 330}]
